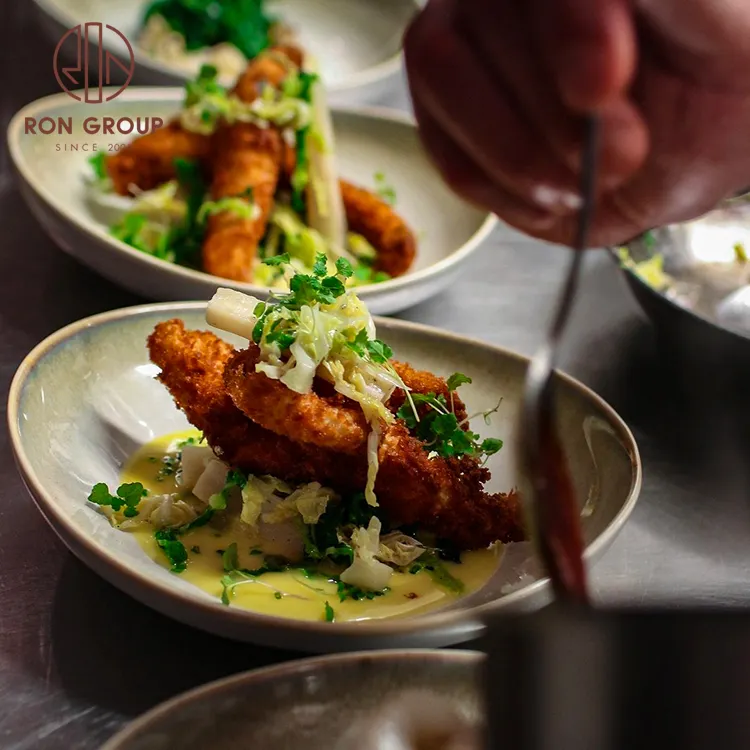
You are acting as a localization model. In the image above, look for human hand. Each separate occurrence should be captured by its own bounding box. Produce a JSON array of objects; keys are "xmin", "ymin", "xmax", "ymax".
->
[{"xmin": 404, "ymin": 0, "xmax": 750, "ymax": 247}]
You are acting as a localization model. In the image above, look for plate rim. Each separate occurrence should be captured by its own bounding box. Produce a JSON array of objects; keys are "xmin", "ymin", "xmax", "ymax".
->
[
  {"xmin": 30, "ymin": 0, "xmax": 420, "ymax": 93},
  {"xmin": 99, "ymin": 648, "xmax": 481, "ymax": 750},
  {"xmin": 7, "ymin": 301, "xmax": 642, "ymax": 639},
  {"xmin": 7, "ymin": 88, "xmax": 498, "ymax": 302}
]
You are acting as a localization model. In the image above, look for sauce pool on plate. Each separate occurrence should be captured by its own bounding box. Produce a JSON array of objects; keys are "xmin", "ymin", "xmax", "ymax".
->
[{"xmin": 120, "ymin": 430, "xmax": 503, "ymax": 623}]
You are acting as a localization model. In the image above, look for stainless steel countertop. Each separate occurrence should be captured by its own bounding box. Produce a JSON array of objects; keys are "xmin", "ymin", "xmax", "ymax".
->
[{"xmin": 3, "ymin": 19, "xmax": 750, "ymax": 750}]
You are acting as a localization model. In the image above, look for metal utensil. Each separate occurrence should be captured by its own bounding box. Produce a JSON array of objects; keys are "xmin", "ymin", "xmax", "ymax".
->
[{"xmin": 517, "ymin": 115, "xmax": 601, "ymax": 604}]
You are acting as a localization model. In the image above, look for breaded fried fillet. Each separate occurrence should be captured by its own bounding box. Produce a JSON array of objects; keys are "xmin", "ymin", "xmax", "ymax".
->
[
  {"xmin": 202, "ymin": 124, "xmax": 284, "ymax": 281},
  {"xmin": 224, "ymin": 345, "xmax": 370, "ymax": 453},
  {"xmin": 340, "ymin": 180, "xmax": 417, "ymax": 277},
  {"xmin": 223, "ymin": 343, "xmax": 522, "ymax": 548},
  {"xmin": 106, "ymin": 46, "xmax": 302, "ymax": 197},
  {"xmin": 223, "ymin": 347, "xmax": 468, "ymax": 453},
  {"xmin": 147, "ymin": 320, "xmax": 362, "ymax": 486},
  {"xmin": 149, "ymin": 322, "xmax": 525, "ymax": 549},
  {"xmin": 376, "ymin": 421, "xmax": 525, "ymax": 548},
  {"xmin": 107, "ymin": 122, "xmax": 211, "ymax": 197}
]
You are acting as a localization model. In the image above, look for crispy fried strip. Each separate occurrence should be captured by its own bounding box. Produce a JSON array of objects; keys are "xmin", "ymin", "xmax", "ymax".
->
[
  {"xmin": 376, "ymin": 421, "xmax": 525, "ymax": 549},
  {"xmin": 149, "ymin": 322, "xmax": 525, "ymax": 549},
  {"xmin": 201, "ymin": 44, "xmax": 305, "ymax": 281},
  {"xmin": 147, "ymin": 320, "xmax": 362, "ymax": 486},
  {"xmin": 106, "ymin": 122, "xmax": 211, "ymax": 197},
  {"xmin": 225, "ymin": 346, "xmax": 370, "ymax": 453},
  {"xmin": 106, "ymin": 45, "xmax": 303, "ymax": 197},
  {"xmin": 340, "ymin": 180, "xmax": 417, "ymax": 278},
  {"xmin": 202, "ymin": 124, "xmax": 284, "ymax": 281},
  {"xmin": 223, "ymin": 349, "xmax": 469, "ymax": 454}
]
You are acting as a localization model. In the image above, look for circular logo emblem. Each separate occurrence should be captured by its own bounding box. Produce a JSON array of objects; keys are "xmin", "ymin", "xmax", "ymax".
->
[{"xmin": 53, "ymin": 23, "xmax": 135, "ymax": 103}]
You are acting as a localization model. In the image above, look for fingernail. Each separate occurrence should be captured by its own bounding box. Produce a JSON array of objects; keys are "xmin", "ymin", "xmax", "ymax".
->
[{"xmin": 532, "ymin": 185, "xmax": 583, "ymax": 212}]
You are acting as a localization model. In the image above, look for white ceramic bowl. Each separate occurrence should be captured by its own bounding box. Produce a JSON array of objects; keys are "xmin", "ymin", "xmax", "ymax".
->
[
  {"xmin": 102, "ymin": 650, "xmax": 482, "ymax": 749},
  {"xmin": 8, "ymin": 303, "xmax": 641, "ymax": 652},
  {"xmin": 8, "ymin": 89, "xmax": 495, "ymax": 316},
  {"xmin": 32, "ymin": 0, "xmax": 420, "ymax": 105}
]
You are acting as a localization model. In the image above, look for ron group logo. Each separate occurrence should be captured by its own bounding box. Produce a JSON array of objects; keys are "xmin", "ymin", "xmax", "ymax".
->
[{"xmin": 53, "ymin": 23, "xmax": 135, "ymax": 103}]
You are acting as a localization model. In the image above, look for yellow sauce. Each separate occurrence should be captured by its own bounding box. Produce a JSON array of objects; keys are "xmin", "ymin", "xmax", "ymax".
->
[{"xmin": 120, "ymin": 430, "xmax": 503, "ymax": 623}]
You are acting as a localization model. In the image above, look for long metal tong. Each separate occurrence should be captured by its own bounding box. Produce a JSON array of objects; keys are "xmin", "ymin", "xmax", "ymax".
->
[{"xmin": 517, "ymin": 115, "xmax": 601, "ymax": 604}]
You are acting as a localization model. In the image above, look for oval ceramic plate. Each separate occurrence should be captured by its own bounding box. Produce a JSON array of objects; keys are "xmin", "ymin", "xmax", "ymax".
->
[
  {"xmin": 32, "ymin": 0, "xmax": 419, "ymax": 105},
  {"xmin": 8, "ymin": 303, "xmax": 641, "ymax": 652},
  {"xmin": 102, "ymin": 650, "xmax": 481, "ymax": 749},
  {"xmin": 8, "ymin": 89, "xmax": 495, "ymax": 316}
]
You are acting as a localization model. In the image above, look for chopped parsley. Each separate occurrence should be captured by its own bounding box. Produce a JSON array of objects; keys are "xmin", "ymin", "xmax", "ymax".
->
[
  {"xmin": 87, "ymin": 482, "xmax": 147, "ymax": 518},
  {"xmin": 409, "ymin": 552, "xmax": 465, "ymax": 594},
  {"xmin": 154, "ymin": 528, "xmax": 189, "ymax": 573},
  {"xmin": 336, "ymin": 581, "xmax": 388, "ymax": 602},
  {"xmin": 374, "ymin": 171, "xmax": 396, "ymax": 206},
  {"xmin": 324, "ymin": 601, "xmax": 335, "ymax": 622}
]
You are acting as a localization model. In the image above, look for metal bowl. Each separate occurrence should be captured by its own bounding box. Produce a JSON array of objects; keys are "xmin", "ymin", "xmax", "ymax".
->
[{"xmin": 614, "ymin": 196, "xmax": 750, "ymax": 367}]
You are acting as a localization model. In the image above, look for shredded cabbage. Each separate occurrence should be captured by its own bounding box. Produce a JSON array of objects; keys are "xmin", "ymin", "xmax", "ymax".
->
[
  {"xmin": 287, "ymin": 482, "xmax": 335, "ymax": 524},
  {"xmin": 205, "ymin": 282, "xmax": 403, "ymax": 507},
  {"xmin": 340, "ymin": 517, "xmax": 394, "ymax": 591},
  {"xmin": 119, "ymin": 493, "xmax": 201, "ymax": 531},
  {"xmin": 179, "ymin": 77, "xmax": 310, "ymax": 136},
  {"xmin": 197, "ymin": 196, "xmax": 259, "ymax": 224},
  {"xmin": 240, "ymin": 475, "xmax": 292, "ymax": 527},
  {"xmin": 377, "ymin": 532, "xmax": 426, "ymax": 567}
]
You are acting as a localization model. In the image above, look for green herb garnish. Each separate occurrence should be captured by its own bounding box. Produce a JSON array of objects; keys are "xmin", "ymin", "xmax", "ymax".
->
[
  {"xmin": 408, "ymin": 552, "xmax": 465, "ymax": 594},
  {"xmin": 88, "ymin": 482, "xmax": 147, "ymax": 518},
  {"xmin": 154, "ymin": 528, "xmax": 189, "ymax": 573},
  {"xmin": 374, "ymin": 171, "xmax": 396, "ymax": 206},
  {"xmin": 143, "ymin": 0, "xmax": 274, "ymax": 61},
  {"xmin": 336, "ymin": 581, "xmax": 388, "ymax": 602},
  {"xmin": 89, "ymin": 152, "xmax": 107, "ymax": 180},
  {"xmin": 324, "ymin": 601, "xmax": 335, "ymax": 622}
]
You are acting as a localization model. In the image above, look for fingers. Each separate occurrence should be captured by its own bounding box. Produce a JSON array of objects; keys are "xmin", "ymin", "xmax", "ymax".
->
[
  {"xmin": 456, "ymin": 0, "xmax": 648, "ymax": 190},
  {"xmin": 411, "ymin": 95, "xmax": 559, "ymax": 235},
  {"xmin": 404, "ymin": 0, "xmax": 650, "ymax": 244},
  {"xmin": 405, "ymin": 0, "xmax": 581, "ymax": 213},
  {"xmin": 530, "ymin": 0, "xmax": 637, "ymax": 110}
]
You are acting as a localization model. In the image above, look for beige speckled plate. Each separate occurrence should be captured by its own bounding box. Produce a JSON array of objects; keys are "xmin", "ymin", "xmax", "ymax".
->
[
  {"xmin": 8, "ymin": 303, "xmax": 641, "ymax": 652},
  {"xmin": 32, "ymin": 0, "xmax": 419, "ymax": 105},
  {"xmin": 8, "ymin": 90, "xmax": 495, "ymax": 316},
  {"xmin": 101, "ymin": 650, "xmax": 481, "ymax": 750}
]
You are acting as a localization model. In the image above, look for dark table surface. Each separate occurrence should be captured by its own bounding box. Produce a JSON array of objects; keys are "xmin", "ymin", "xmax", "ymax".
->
[{"xmin": 4, "ymin": 10, "xmax": 750, "ymax": 750}]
